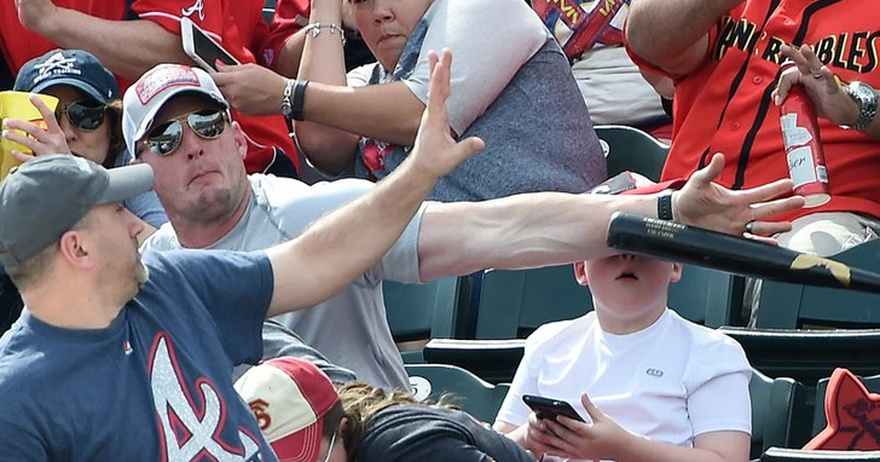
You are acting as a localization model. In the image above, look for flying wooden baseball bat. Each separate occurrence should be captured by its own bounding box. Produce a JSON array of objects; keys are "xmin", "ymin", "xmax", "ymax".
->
[{"xmin": 606, "ymin": 212, "xmax": 880, "ymax": 294}]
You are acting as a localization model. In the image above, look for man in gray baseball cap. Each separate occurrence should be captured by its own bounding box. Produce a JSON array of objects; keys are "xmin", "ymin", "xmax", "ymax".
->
[
  {"xmin": 0, "ymin": 155, "xmax": 154, "ymax": 270},
  {"xmin": 0, "ymin": 51, "xmax": 494, "ymax": 459}
]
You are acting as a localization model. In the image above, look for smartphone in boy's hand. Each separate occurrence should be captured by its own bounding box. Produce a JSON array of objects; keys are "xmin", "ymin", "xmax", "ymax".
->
[{"xmin": 522, "ymin": 394, "xmax": 586, "ymax": 422}]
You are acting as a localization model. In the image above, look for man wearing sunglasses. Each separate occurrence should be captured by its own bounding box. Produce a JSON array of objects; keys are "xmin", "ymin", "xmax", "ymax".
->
[
  {"xmin": 129, "ymin": 62, "xmax": 803, "ymax": 392},
  {"xmin": 0, "ymin": 50, "xmax": 485, "ymax": 459},
  {"xmin": 8, "ymin": 49, "xmax": 167, "ymax": 231}
]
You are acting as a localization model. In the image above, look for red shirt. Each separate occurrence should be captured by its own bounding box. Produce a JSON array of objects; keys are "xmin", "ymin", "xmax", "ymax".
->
[
  {"xmin": 0, "ymin": 0, "xmax": 306, "ymax": 175},
  {"xmin": 627, "ymin": 0, "xmax": 880, "ymax": 221}
]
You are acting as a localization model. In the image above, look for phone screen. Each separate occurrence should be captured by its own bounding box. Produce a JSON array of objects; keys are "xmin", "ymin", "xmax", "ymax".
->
[{"xmin": 191, "ymin": 26, "xmax": 238, "ymax": 71}]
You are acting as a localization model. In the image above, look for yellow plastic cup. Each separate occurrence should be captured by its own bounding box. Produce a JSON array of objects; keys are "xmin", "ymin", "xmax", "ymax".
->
[{"xmin": 0, "ymin": 91, "xmax": 60, "ymax": 182}]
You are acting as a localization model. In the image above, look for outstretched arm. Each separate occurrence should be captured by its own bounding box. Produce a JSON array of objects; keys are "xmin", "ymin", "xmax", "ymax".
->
[
  {"xmin": 15, "ymin": 0, "xmax": 191, "ymax": 79},
  {"xmin": 417, "ymin": 154, "xmax": 804, "ymax": 281},
  {"xmin": 625, "ymin": 0, "xmax": 742, "ymax": 76},
  {"xmin": 265, "ymin": 49, "xmax": 484, "ymax": 316}
]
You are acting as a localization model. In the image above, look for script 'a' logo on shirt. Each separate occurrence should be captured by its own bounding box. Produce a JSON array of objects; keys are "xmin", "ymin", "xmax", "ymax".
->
[
  {"xmin": 148, "ymin": 333, "xmax": 262, "ymax": 461},
  {"xmin": 181, "ymin": 0, "xmax": 205, "ymax": 21}
]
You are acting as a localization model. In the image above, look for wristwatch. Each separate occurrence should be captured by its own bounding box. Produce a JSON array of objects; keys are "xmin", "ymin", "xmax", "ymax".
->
[{"xmin": 841, "ymin": 81, "xmax": 877, "ymax": 131}]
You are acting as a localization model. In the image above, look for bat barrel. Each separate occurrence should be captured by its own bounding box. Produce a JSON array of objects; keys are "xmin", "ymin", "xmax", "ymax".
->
[{"xmin": 606, "ymin": 212, "xmax": 880, "ymax": 295}]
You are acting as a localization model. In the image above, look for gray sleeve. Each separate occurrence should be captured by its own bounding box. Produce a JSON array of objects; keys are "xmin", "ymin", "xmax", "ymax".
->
[
  {"xmin": 232, "ymin": 320, "xmax": 357, "ymax": 384},
  {"xmin": 402, "ymin": 0, "xmax": 548, "ymax": 134},
  {"xmin": 279, "ymin": 178, "xmax": 424, "ymax": 284},
  {"xmin": 369, "ymin": 202, "xmax": 426, "ymax": 284}
]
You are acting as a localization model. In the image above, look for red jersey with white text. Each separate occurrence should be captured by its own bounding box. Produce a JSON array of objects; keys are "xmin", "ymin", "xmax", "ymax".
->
[{"xmin": 626, "ymin": 0, "xmax": 880, "ymax": 221}]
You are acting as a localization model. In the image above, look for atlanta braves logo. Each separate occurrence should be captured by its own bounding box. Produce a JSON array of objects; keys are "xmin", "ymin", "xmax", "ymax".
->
[
  {"xmin": 148, "ymin": 333, "xmax": 262, "ymax": 461},
  {"xmin": 181, "ymin": 0, "xmax": 205, "ymax": 21}
]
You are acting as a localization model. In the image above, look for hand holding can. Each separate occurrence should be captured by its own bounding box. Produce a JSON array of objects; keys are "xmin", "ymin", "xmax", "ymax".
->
[{"xmin": 779, "ymin": 84, "xmax": 830, "ymax": 207}]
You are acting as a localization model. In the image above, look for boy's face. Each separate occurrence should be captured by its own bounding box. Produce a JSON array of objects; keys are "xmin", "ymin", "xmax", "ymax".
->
[{"xmin": 575, "ymin": 254, "xmax": 682, "ymax": 312}]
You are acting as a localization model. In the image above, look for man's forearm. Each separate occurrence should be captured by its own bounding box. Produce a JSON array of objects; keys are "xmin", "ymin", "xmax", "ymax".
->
[
  {"xmin": 417, "ymin": 193, "xmax": 659, "ymax": 281},
  {"xmin": 31, "ymin": 8, "xmax": 191, "ymax": 79},
  {"xmin": 626, "ymin": 0, "xmax": 740, "ymax": 74}
]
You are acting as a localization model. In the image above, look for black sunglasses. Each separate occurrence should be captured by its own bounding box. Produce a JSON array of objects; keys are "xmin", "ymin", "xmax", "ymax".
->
[
  {"xmin": 56, "ymin": 100, "xmax": 107, "ymax": 131},
  {"xmin": 140, "ymin": 109, "xmax": 227, "ymax": 157}
]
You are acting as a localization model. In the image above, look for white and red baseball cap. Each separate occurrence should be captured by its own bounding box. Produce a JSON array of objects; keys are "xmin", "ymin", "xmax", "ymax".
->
[{"xmin": 234, "ymin": 357, "xmax": 340, "ymax": 462}]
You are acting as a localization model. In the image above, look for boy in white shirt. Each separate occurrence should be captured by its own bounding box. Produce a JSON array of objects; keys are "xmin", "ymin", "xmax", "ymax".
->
[{"xmin": 493, "ymin": 253, "xmax": 751, "ymax": 462}]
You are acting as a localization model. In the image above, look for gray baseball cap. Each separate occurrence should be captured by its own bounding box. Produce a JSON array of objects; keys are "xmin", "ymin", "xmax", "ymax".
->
[{"xmin": 0, "ymin": 155, "xmax": 154, "ymax": 268}]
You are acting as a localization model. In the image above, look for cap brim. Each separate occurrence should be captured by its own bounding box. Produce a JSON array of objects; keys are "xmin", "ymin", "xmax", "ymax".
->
[
  {"xmin": 272, "ymin": 419, "xmax": 323, "ymax": 462},
  {"xmin": 130, "ymin": 89, "xmax": 229, "ymax": 155},
  {"xmin": 31, "ymin": 78, "xmax": 109, "ymax": 104},
  {"xmin": 96, "ymin": 163, "xmax": 154, "ymax": 204}
]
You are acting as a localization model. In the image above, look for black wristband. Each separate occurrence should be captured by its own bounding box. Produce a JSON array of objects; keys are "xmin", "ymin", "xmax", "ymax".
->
[
  {"xmin": 292, "ymin": 80, "xmax": 310, "ymax": 121},
  {"xmin": 657, "ymin": 190, "xmax": 674, "ymax": 220}
]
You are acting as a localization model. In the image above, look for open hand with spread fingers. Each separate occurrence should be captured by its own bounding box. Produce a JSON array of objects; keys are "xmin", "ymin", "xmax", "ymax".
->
[
  {"xmin": 771, "ymin": 44, "xmax": 859, "ymax": 127},
  {"xmin": 672, "ymin": 153, "xmax": 805, "ymax": 240}
]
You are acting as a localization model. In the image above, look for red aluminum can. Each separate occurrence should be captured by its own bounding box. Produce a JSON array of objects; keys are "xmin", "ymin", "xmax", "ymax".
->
[{"xmin": 779, "ymin": 84, "xmax": 830, "ymax": 207}]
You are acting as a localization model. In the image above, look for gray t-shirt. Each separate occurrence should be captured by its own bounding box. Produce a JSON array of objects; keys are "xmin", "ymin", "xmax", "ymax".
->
[
  {"xmin": 348, "ymin": 0, "xmax": 606, "ymax": 202},
  {"xmin": 142, "ymin": 174, "xmax": 424, "ymax": 391}
]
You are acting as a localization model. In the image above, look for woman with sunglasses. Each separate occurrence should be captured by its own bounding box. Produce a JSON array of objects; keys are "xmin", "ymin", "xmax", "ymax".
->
[{"xmin": 4, "ymin": 48, "xmax": 168, "ymax": 233}]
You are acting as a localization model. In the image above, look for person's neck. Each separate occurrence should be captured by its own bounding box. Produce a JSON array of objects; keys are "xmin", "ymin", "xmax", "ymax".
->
[
  {"xmin": 594, "ymin": 304, "xmax": 666, "ymax": 335},
  {"xmin": 173, "ymin": 190, "xmax": 251, "ymax": 249},
  {"xmin": 23, "ymin": 279, "xmax": 126, "ymax": 330}
]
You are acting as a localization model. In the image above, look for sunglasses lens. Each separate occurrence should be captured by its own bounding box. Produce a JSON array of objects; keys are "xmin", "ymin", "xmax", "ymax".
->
[
  {"xmin": 146, "ymin": 121, "xmax": 183, "ymax": 156},
  {"xmin": 188, "ymin": 110, "xmax": 225, "ymax": 139},
  {"xmin": 65, "ymin": 101, "xmax": 105, "ymax": 131},
  {"xmin": 141, "ymin": 110, "xmax": 225, "ymax": 157}
]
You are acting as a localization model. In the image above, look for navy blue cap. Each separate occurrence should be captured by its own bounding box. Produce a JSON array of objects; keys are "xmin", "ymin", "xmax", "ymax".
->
[{"xmin": 13, "ymin": 49, "xmax": 119, "ymax": 104}]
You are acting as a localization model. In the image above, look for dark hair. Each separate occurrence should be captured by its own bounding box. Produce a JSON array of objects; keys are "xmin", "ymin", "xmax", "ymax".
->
[
  {"xmin": 102, "ymin": 99, "xmax": 126, "ymax": 169},
  {"xmin": 336, "ymin": 381, "xmax": 459, "ymax": 461}
]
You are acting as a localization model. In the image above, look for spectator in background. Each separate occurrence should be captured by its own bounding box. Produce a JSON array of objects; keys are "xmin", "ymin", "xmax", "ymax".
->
[
  {"xmin": 235, "ymin": 357, "xmax": 537, "ymax": 462},
  {"xmin": 0, "ymin": 49, "xmax": 168, "ymax": 335},
  {"xmin": 212, "ymin": 0, "xmax": 607, "ymax": 202},
  {"xmin": 0, "ymin": 51, "xmax": 483, "ymax": 458},
  {"xmin": 7, "ymin": 49, "xmax": 167, "ymax": 231},
  {"xmin": 494, "ymin": 252, "xmax": 750, "ymax": 462},
  {"xmin": 529, "ymin": 0, "xmax": 673, "ymax": 134},
  {"xmin": 129, "ymin": 61, "xmax": 798, "ymax": 391},
  {"xmin": 1, "ymin": 0, "xmax": 302, "ymax": 177},
  {"xmin": 625, "ymin": 0, "xmax": 880, "ymax": 323}
]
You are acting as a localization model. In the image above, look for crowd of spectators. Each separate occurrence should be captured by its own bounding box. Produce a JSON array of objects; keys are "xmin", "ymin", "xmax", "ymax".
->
[{"xmin": 1, "ymin": 0, "xmax": 878, "ymax": 459}]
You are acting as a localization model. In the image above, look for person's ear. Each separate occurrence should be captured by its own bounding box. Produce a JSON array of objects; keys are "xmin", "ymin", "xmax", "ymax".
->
[
  {"xmin": 669, "ymin": 262, "xmax": 683, "ymax": 283},
  {"xmin": 573, "ymin": 261, "xmax": 589, "ymax": 287},
  {"xmin": 58, "ymin": 229, "xmax": 95, "ymax": 270},
  {"xmin": 231, "ymin": 121, "xmax": 247, "ymax": 160}
]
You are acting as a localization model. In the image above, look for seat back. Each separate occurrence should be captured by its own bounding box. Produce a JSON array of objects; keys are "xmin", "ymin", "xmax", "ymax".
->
[
  {"xmin": 384, "ymin": 277, "xmax": 471, "ymax": 361},
  {"xmin": 406, "ymin": 363, "xmax": 509, "ymax": 423},
  {"xmin": 474, "ymin": 264, "xmax": 741, "ymax": 339},
  {"xmin": 595, "ymin": 124, "xmax": 669, "ymax": 181},
  {"xmin": 750, "ymin": 368, "xmax": 813, "ymax": 459},
  {"xmin": 475, "ymin": 265, "xmax": 589, "ymax": 339},
  {"xmin": 754, "ymin": 240, "xmax": 880, "ymax": 329}
]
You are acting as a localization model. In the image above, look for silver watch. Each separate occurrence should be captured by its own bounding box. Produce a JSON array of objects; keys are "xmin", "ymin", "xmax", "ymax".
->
[{"xmin": 841, "ymin": 81, "xmax": 877, "ymax": 131}]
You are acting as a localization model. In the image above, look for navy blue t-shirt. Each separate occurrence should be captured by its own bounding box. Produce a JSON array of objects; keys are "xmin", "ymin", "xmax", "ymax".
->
[{"xmin": 0, "ymin": 250, "xmax": 276, "ymax": 461}]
